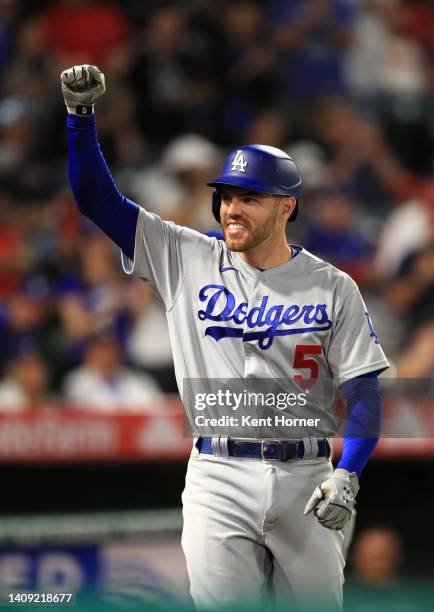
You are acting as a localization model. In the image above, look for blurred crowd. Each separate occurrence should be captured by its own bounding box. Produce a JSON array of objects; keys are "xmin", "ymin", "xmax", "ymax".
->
[{"xmin": 0, "ymin": 0, "xmax": 433, "ymax": 411}]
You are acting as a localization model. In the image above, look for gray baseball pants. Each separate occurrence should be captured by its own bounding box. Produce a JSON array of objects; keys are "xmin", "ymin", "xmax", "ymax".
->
[{"xmin": 181, "ymin": 445, "xmax": 346, "ymax": 608}]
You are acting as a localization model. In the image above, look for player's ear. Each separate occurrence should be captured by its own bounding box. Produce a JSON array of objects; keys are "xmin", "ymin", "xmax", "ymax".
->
[{"xmin": 280, "ymin": 197, "xmax": 296, "ymax": 221}]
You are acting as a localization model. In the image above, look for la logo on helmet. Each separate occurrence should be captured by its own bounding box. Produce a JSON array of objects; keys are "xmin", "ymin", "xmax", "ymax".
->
[{"xmin": 231, "ymin": 150, "xmax": 247, "ymax": 173}]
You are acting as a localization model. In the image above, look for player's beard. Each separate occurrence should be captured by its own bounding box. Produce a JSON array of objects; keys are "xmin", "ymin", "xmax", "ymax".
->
[{"xmin": 223, "ymin": 209, "xmax": 278, "ymax": 253}]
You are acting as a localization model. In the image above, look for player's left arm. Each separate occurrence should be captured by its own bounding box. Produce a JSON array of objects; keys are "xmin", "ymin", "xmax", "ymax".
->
[
  {"xmin": 337, "ymin": 370, "xmax": 383, "ymax": 478},
  {"xmin": 304, "ymin": 273, "xmax": 389, "ymax": 530},
  {"xmin": 303, "ymin": 371, "xmax": 382, "ymax": 530}
]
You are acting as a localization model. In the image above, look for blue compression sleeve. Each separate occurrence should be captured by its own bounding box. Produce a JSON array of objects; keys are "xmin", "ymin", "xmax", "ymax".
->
[
  {"xmin": 337, "ymin": 372, "xmax": 382, "ymax": 478},
  {"xmin": 67, "ymin": 114, "xmax": 139, "ymax": 260}
]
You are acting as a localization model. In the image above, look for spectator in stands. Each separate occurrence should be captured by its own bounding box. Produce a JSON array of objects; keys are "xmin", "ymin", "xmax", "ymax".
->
[
  {"xmin": 0, "ymin": 190, "xmax": 35, "ymax": 299},
  {"xmin": 125, "ymin": 279, "xmax": 176, "ymax": 394},
  {"xmin": 0, "ymin": 275, "xmax": 53, "ymax": 373},
  {"xmin": 12, "ymin": 192, "xmax": 65, "ymax": 277},
  {"xmin": 349, "ymin": 527, "xmax": 403, "ymax": 589},
  {"xmin": 62, "ymin": 334, "xmax": 162, "ymax": 411},
  {"xmin": 0, "ymin": 0, "xmax": 19, "ymax": 94},
  {"xmin": 346, "ymin": 0, "xmax": 432, "ymax": 174},
  {"xmin": 128, "ymin": 2, "xmax": 215, "ymax": 145},
  {"xmin": 302, "ymin": 189, "xmax": 372, "ymax": 285},
  {"xmin": 270, "ymin": 0, "xmax": 357, "ymax": 99},
  {"xmin": 121, "ymin": 133, "xmax": 220, "ymax": 231},
  {"xmin": 243, "ymin": 109, "xmax": 290, "ymax": 151},
  {"xmin": 377, "ymin": 6, "xmax": 432, "ymax": 175},
  {"xmin": 384, "ymin": 202, "xmax": 434, "ymax": 331},
  {"xmin": 308, "ymin": 97, "xmax": 419, "ymax": 211},
  {"xmin": 215, "ymin": 0, "xmax": 279, "ymax": 143},
  {"xmin": 396, "ymin": 321, "xmax": 434, "ymax": 378},
  {"xmin": 346, "ymin": 527, "xmax": 415, "ymax": 612},
  {"xmin": 57, "ymin": 233, "xmax": 130, "ymax": 365},
  {"xmin": 0, "ymin": 96, "xmax": 34, "ymax": 175},
  {"xmin": 0, "ymin": 21, "xmax": 67, "ymax": 167},
  {"xmin": 346, "ymin": 0, "xmax": 428, "ymax": 100},
  {"xmin": 0, "ymin": 351, "xmax": 52, "ymax": 411},
  {"xmin": 375, "ymin": 185, "xmax": 434, "ymax": 279}
]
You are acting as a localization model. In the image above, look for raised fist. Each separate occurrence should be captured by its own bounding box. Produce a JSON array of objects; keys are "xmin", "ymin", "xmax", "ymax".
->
[{"xmin": 60, "ymin": 65, "xmax": 106, "ymax": 116}]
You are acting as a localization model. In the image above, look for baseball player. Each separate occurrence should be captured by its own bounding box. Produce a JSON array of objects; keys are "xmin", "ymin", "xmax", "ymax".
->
[{"xmin": 61, "ymin": 65, "xmax": 389, "ymax": 608}]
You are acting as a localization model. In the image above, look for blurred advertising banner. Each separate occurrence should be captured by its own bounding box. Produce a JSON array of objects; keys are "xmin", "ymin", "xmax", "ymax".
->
[
  {"xmin": 0, "ymin": 510, "xmax": 189, "ymax": 607},
  {"xmin": 0, "ymin": 380, "xmax": 433, "ymax": 462},
  {"xmin": 0, "ymin": 398, "xmax": 191, "ymax": 463}
]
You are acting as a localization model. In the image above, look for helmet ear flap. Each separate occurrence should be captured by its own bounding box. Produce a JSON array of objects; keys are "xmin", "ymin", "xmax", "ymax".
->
[{"xmin": 212, "ymin": 190, "xmax": 222, "ymax": 223}]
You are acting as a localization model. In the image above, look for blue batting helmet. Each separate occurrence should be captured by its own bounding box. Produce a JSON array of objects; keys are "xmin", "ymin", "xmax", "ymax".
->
[{"xmin": 207, "ymin": 144, "xmax": 302, "ymax": 223}]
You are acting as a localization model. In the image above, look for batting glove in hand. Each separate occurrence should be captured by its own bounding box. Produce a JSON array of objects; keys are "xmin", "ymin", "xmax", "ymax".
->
[
  {"xmin": 60, "ymin": 65, "xmax": 106, "ymax": 116},
  {"xmin": 303, "ymin": 468, "xmax": 359, "ymax": 531}
]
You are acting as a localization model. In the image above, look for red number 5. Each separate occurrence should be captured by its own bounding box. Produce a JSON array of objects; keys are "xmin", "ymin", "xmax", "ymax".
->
[{"xmin": 293, "ymin": 344, "xmax": 323, "ymax": 389}]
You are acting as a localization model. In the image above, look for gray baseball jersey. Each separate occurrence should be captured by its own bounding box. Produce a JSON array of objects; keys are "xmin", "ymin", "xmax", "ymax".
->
[
  {"xmin": 122, "ymin": 207, "xmax": 389, "ymax": 437},
  {"xmin": 120, "ymin": 206, "xmax": 390, "ymax": 608}
]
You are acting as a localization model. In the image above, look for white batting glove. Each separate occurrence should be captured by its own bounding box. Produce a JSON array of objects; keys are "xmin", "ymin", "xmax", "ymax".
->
[
  {"xmin": 60, "ymin": 64, "xmax": 106, "ymax": 116},
  {"xmin": 303, "ymin": 468, "xmax": 359, "ymax": 531}
]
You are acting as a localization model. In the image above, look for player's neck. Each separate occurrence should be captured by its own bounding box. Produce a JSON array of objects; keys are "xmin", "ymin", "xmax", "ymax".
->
[{"xmin": 237, "ymin": 237, "xmax": 292, "ymax": 270}]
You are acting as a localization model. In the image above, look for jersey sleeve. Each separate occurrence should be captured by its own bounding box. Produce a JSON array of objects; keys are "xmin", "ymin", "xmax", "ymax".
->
[
  {"xmin": 121, "ymin": 206, "xmax": 213, "ymax": 309},
  {"xmin": 326, "ymin": 273, "xmax": 390, "ymax": 381}
]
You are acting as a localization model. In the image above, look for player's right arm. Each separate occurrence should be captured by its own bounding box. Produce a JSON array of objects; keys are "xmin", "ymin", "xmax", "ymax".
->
[
  {"xmin": 62, "ymin": 65, "xmax": 211, "ymax": 308},
  {"xmin": 61, "ymin": 65, "xmax": 139, "ymax": 261}
]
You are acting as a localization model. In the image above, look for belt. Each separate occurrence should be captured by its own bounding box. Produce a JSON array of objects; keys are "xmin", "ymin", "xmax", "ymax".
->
[{"xmin": 196, "ymin": 437, "xmax": 331, "ymax": 462}]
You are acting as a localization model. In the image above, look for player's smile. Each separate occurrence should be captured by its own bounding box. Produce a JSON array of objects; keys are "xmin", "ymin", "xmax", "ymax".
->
[{"xmin": 226, "ymin": 221, "xmax": 248, "ymax": 238}]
